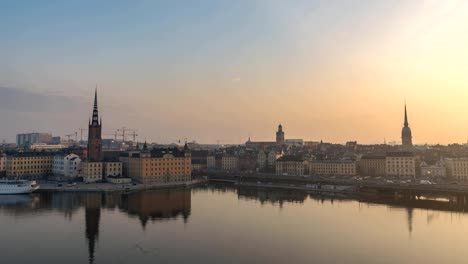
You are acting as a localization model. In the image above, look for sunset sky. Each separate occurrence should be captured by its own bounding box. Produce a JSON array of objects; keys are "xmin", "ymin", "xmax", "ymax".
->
[{"xmin": 2, "ymin": 0, "xmax": 468, "ymax": 144}]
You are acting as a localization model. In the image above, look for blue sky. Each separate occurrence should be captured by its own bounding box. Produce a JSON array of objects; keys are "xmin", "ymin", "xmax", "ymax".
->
[{"xmin": 2, "ymin": 1, "xmax": 468, "ymax": 144}]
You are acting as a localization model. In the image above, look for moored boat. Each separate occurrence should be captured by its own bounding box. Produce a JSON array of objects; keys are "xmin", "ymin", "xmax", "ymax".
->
[{"xmin": 0, "ymin": 179, "xmax": 40, "ymax": 194}]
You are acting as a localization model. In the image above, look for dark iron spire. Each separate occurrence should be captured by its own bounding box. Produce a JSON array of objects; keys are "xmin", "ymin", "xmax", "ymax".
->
[
  {"xmin": 404, "ymin": 103, "xmax": 409, "ymax": 127},
  {"xmin": 91, "ymin": 87, "xmax": 99, "ymax": 126}
]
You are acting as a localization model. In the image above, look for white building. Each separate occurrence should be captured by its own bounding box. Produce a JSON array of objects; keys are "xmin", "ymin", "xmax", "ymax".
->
[
  {"xmin": 52, "ymin": 154, "xmax": 81, "ymax": 180},
  {"xmin": 420, "ymin": 161, "xmax": 446, "ymax": 178}
]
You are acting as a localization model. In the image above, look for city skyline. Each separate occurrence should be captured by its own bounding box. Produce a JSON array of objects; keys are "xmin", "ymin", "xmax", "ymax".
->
[{"xmin": 3, "ymin": 1, "xmax": 468, "ymax": 144}]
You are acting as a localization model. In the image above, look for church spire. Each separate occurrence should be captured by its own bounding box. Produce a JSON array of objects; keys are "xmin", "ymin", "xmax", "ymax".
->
[
  {"xmin": 91, "ymin": 87, "xmax": 99, "ymax": 126},
  {"xmin": 404, "ymin": 103, "xmax": 409, "ymax": 127}
]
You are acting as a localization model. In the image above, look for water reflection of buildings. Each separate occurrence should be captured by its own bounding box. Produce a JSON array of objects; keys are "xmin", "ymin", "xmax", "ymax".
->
[
  {"xmin": 0, "ymin": 188, "xmax": 191, "ymax": 264},
  {"xmin": 120, "ymin": 189, "xmax": 191, "ymax": 228}
]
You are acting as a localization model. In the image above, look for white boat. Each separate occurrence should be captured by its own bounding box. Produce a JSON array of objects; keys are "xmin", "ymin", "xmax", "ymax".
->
[{"xmin": 0, "ymin": 179, "xmax": 40, "ymax": 194}]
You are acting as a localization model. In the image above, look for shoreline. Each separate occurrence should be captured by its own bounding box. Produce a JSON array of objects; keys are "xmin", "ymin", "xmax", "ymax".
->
[{"xmin": 37, "ymin": 178, "xmax": 207, "ymax": 193}]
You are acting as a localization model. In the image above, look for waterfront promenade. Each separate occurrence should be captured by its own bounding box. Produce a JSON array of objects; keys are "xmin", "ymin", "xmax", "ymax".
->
[{"xmin": 37, "ymin": 179, "xmax": 207, "ymax": 193}]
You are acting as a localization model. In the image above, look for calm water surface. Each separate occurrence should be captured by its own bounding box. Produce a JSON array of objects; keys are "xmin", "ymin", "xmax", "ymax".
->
[{"xmin": 1, "ymin": 184, "xmax": 468, "ymax": 264}]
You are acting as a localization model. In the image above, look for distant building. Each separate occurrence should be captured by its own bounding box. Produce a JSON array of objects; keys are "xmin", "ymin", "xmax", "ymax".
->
[
  {"xmin": 31, "ymin": 143, "xmax": 67, "ymax": 151},
  {"xmin": 103, "ymin": 162, "xmax": 122, "ymax": 178},
  {"xmin": 310, "ymin": 160, "xmax": 356, "ymax": 176},
  {"xmin": 119, "ymin": 147, "xmax": 191, "ymax": 185},
  {"xmin": 285, "ymin": 139, "xmax": 303, "ymax": 146},
  {"xmin": 221, "ymin": 155, "xmax": 239, "ymax": 171},
  {"xmin": 52, "ymin": 154, "xmax": 81, "ymax": 180},
  {"xmin": 358, "ymin": 155, "xmax": 386, "ymax": 177},
  {"xmin": 445, "ymin": 158, "xmax": 468, "ymax": 181},
  {"xmin": 276, "ymin": 156, "xmax": 305, "ymax": 176},
  {"xmin": 385, "ymin": 152, "xmax": 416, "ymax": 178},
  {"xmin": 276, "ymin": 124, "xmax": 285, "ymax": 145},
  {"xmin": 0, "ymin": 152, "xmax": 6, "ymax": 175},
  {"xmin": 267, "ymin": 150, "xmax": 282, "ymax": 169},
  {"xmin": 6, "ymin": 152, "xmax": 53, "ymax": 179},
  {"xmin": 257, "ymin": 151, "xmax": 267, "ymax": 170},
  {"xmin": 80, "ymin": 162, "xmax": 103, "ymax": 183},
  {"xmin": 16, "ymin": 133, "xmax": 53, "ymax": 147},
  {"xmin": 238, "ymin": 154, "xmax": 257, "ymax": 172},
  {"xmin": 420, "ymin": 160, "xmax": 446, "ymax": 178},
  {"xmin": 401, "ymin": 104, "xmax": 413, "ymax": 149}
]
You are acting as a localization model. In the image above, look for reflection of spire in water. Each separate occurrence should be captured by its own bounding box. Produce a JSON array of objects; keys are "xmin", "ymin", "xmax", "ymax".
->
[
  {"xmin": 84, "ymin": 194, "xmax": 102, "ymax": 264},
  {"xmin": 406, "ymin": 207, "xmax": 413, "ymax": 237}
]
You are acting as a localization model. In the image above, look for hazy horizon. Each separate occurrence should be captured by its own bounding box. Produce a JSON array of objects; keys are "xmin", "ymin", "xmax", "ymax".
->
[{"xmin": 2, "ymin": 1, "xmax": 468, "ymax": 145}]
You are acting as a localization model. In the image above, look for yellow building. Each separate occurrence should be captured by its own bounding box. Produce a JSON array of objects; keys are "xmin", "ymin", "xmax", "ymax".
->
[
  {"xmin": 310, "ymin": 160, "xmax": 356, "ymax": 176},
  {"xmin": 103, "ymin": 162, "xmax": 122, "ymax": 177},
  {"xmin": 80, "ymin": 162, "xmax": 103, "ymax": 183},
  {"xmin": 276, "ymin": 156, "xmax": 305, "ymax": 176},
  {"xmin": 6, "ymin": 152, "xmax": 53, "ymax": 179},
  {"xmin": 385, "ymin": 152, "xmax": 416, "ymax": 178},
  {"xmin": 120, "ymin": 148, "xmax": 191, "ymax": 185}
]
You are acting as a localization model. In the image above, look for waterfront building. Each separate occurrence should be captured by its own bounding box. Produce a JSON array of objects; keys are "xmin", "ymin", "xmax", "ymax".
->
[
  {"xmin": 206, "ymin": 155, "xmax": 217, "ymax": 170},
  {"xmin": 221, "ymin": 155, "xmax": 239, "ymax": 171},
  {"xmin": 80, "ymin": 162, "xmax": 103, "ymax": 183},
  {"xmin": 5, "ymin": 152, "xmax": 53, "ymax": 179},
  {"xmin": 238, "ymin": 153, "xmax": 257, "ymax": 172},
  {"xmin": 445, "ymin": 158, "xmax": 468, "ymax": 181},
  {"xmin": 385, "ymin": 152, "xmax": 416, "ymax": 178},
  {"xmin": 52, "ymin": 154, "xmax": 81, "ymax": 180},
  {"xmin": 310, "ymin": 160, "xmax": 356, "ymax": 176},
  {"xmin": 420, "ymin": 160, "xmax": 446, "ymax": 178},
  {"xmin": 257, "ymin": 151, "xmax": 267, "ymax": 170},
  {"xmin": 276, "ymin": 124, "xmax": 285, "ymax": 145},
  {"xmin": 275, "ymin": 156, "xmax": 305, "ymax": 176},
  {"xmin": 267, "ymin": 150, "xmax": 283, "ymax": 169},
  {"xmin": 87, "ymin": 89, "xmax": 103, "ymax": 162},
  {"xmin": 358, "ymin": 155, "xmax": 386, "ymax": 177},
  {"xmin": 0, "ymin": 152, "xmax": 6, "ymax": 174},
  {"xmin": 16, "ymin": 133, "xmax": 53, "ymax": 147},
  {"xmin": 103, "ymin": 162, "xmax": 122, "ymax": 178},
  {"xmin": 119, "ymin": 147, "xmax": 191, "ymax": 185},
  {"xmin": 401, "ymin": 103, "xmax": 413, "ymax": 149}
]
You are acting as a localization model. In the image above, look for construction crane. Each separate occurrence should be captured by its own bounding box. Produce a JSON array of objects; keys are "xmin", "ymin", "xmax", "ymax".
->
[
  {"xmin": 65, "ymin": 133, "xmax": 76, "ymax": 142},
  {"xmin": 78, "ymin": 128, "xmax": 87, "ymax": 142},
  {"xmin": 116, "ymin": 127, "xmax": 138, "ymax": 142}
]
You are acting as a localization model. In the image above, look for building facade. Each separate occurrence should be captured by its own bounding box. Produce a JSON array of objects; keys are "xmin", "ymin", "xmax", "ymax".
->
[
  {"xmin": 385, "ymin": 152, "xmax": 416, "ymax": 178},
  {"xmin": 221, "ymin": 155, "xmax": 238, "ymax": 171},
  {"xmin": 358, "ymin": 155, "xmax": 386, "ymax": 177},
  {"xmin": 6, "ymin": 152, "xmax": 53, "ymax": 179},
  {"xmin": 445, "ymin": 158, "xmax": 468, "ymax": 181},
  {"xmin": 120, "ymin": 148, "xmax": 191, "ymax": 185},
  {"xmin": 52, "ymin": 154, "xmax": 81, "ymax": 180},
  {"xmin": 80, "ymin": 162, "xmax": 103, "ymax": 183},
  {"xmin": 276, "ymin": 156, "xmax": 305, "ymax": 176},
  {"xmin": 16, "ymin": 133, "xmax": 52, "ymax": 147},
  {"xmin": 420, "ymin": 161, "xmax": 446, "ymax": 178},
  {"xmin": 310, "ymin": 160, "xmax": 356, "ymax": 176},
  {"xmin": 0, "ymin": 153, "xmax": 6, "ymax": 174},
  {"xmin": 103, "ymin": 162, "xmax": 123, "ymax": 178}
]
